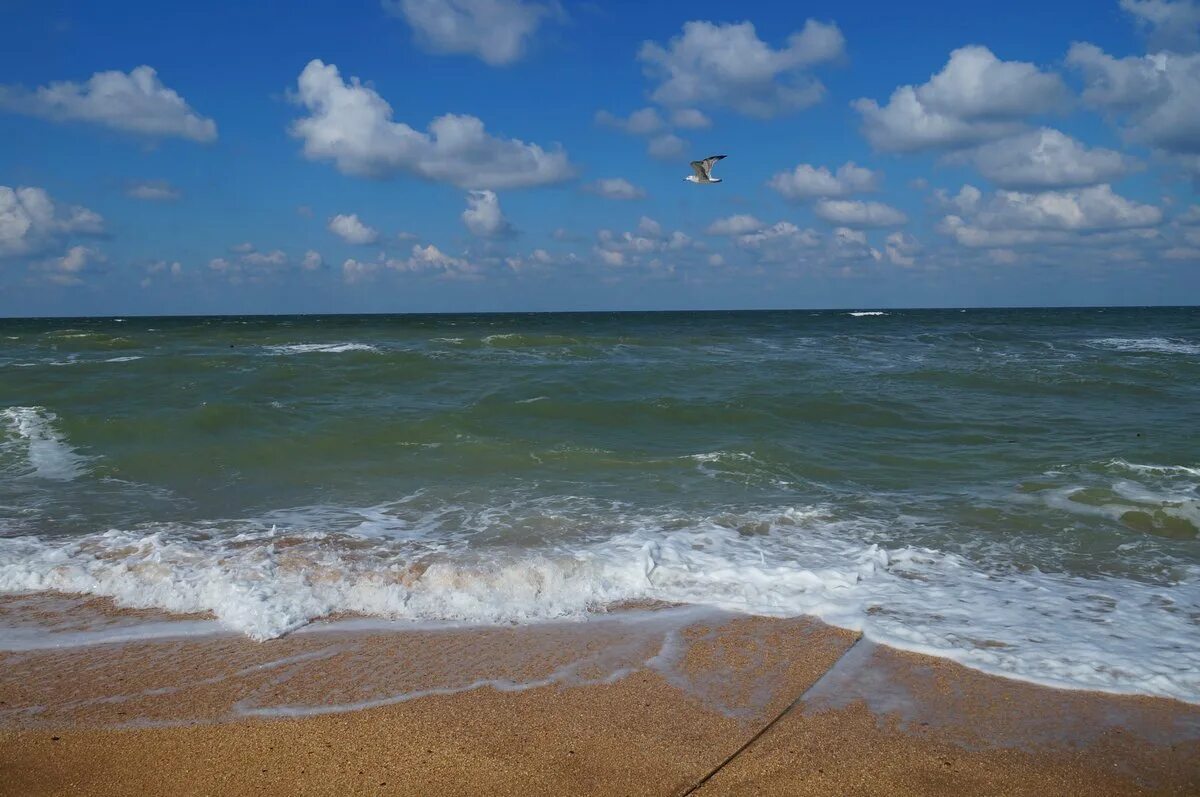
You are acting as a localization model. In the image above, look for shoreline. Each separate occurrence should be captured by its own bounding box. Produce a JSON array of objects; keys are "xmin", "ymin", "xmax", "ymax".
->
[{"xmin": 2, "ymin": 597, "xmax": 1197, "ymax": 795}]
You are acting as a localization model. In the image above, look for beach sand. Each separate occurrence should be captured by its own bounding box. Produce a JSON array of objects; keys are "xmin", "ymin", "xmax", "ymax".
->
[{"xmin": 1, "ymin": 599, "xmax": 1197, "ymax": 796}]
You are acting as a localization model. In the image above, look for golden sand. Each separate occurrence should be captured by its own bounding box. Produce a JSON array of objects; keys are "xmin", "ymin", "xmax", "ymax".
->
[{"xmin": 0, "ymin": 603, "xmax": 1196, "ymax": 796}]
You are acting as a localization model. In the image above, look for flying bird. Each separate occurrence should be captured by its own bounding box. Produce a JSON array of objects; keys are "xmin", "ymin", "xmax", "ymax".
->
[{"xmin": 685, "ymin": 155, "xmax": 726, "ymax": 185}]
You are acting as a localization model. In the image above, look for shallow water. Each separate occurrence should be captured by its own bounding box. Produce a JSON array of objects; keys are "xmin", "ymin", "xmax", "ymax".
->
[{"xmin": 1, "ymin": 308, "xmax": 1198, "ymax": 701}]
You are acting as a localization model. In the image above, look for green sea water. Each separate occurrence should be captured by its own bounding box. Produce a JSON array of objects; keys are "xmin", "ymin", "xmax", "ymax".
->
[{"xmin": 1, "ymin": 308, "xmax": 1198, "ymax": 700}]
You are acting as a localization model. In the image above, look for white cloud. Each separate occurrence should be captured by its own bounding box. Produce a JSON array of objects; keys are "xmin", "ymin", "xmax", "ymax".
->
[
  {"xmin": 462, "ymin": 189, "xmax": 513, "ymax": 237},
  {"xmin": 125, "ymin": 180, "xmax": 181, "ymax": 202},
  {"xmin": 637, "ymin": 216, "xmax": 663, "ymax": 237},
  {"xmin": 639, "ymin": 19, "xmax": 844, "ymax": 118},
  {"xmin": 302, "ymin": 250, "xmax": 323, "ymax": 270},
  {"xmin": 1120, "ymin": 0, "xmax": 1200, "ymax": 53},
  {"xmin": 938, "ymin": 184, "xmax": 1164, "ymax": 247},
  {"xmin": 390, "ymin": 243, "xmax": 481, "ymax": 278},
  {"xmin": 736, "ymin": 221, "xmax": 822, "ymax": 263},
  {"xmin": 38, "ymin": 245, "xmax": 105, "ymax": 286},
  {"xmin": 1067, "ymin": 44, "xmax": 1200, "ymax": 169},
  {"xmin": 768, "ymin": 161, "xmax": 878, "ymax": 200},
  {"xmin": 594, "ymin": 107, "xmax": 664, "ymax": 135},
  {"xmin": 0, "ymin": 185, "xmax": 104, "ymax": 258},
  {"xmin": 594, "ymin": 222, "xmax": 695, "ymax": 269},
  {"xmin": 141, "ymin": 259, "xmax": 183, "ymax": 287},
  {"xmin": 647, "ymin": 133, "xmax": 688, "ymax": 160},
  {"xmin": 342, "ymin": 258, "xmax": 378, "ymax": 284},
  {"xmin": 884, "ymin": 231, "xmax": 921, "ymax": 266},
  {"xmin": 384, "ymin": 0, "xmax": 559, "ymax": 66},
  {"xmin": 241, "ymin": 249, "xmax": 288, "ymax": 267},
  {"xmin": 671, "ymin": 108, "xmax": 712, "ymax": 128},
  {"xmin": 328, "ymin": 213, "xmax": 380, "ymax": 245},
  {"xmin": 853, "ymin": 46, "xmax": 1068, "ymax": 152},
  {"xmin": 964, "ymin": 128, "xmax": 1136, "ymax": 189},
  {"xmin": 584, "ymin": 178, "xmax": 646, "ymax": 200},
  {"xmin": 814, "ymin": 199, "xmax": 907, "ymax": 227},
  {"xmin": 290, "ymin": 60, "xmax": 573, "ymax": 188},
  {"xmin": 0, "ymin": 66, "xmax": 216, "ymax": 142},
  {"xmin": 831, "ymin": 227, "xmax": 883, "ymax": 262},
  {"xmin": 230, "ymin": 242, "xmax": 256, "ymax": 253},
  {"xmin": 707, "ymin": 214, "xmax": 765, "ymax": 235}
]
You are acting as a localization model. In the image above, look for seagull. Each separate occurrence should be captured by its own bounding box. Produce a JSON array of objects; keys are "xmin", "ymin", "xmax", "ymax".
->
[{"xmin": 685, "ymin": 155, "xmax": 726, "ymax": 184}]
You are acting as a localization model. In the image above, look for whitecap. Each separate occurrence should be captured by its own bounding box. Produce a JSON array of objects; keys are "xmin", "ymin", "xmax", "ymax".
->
[
  {"xmin": 1089, "ymin": 337, "xmax": 1200, "ymax": 355},
  {"xmin": 0, "ymin": 406, "xmax": 88, "ymax": 480},
  {"xmin": 263, "ymin": 343, "xmax": 379, "ymax": 355},
  {"xmin": 1, "ymin": 502, "xmax": 1197, "ymax": 703}
]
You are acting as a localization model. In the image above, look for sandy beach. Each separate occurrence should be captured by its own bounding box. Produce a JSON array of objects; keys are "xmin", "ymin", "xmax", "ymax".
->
[{"xmin": 1, "ymin": 598, "xmax": 1196, "ymax": 796}]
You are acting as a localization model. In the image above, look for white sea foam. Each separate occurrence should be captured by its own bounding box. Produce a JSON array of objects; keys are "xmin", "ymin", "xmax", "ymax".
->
[
  {"xmin": 0, "ymin": 407, "xmax": 88, "ymax": 480},
  {"xmin": 0, "ymin": 620, "xmax": 226, "ymax": 651},
  {"xmin": 1089, "ymin": 337, "xmax": 1200, "ymax": 355},
  {"xmin": 0, "ymin": 503, "xmax": 1197, "ymax": 703},
  {"xmin": 848, "ymin": 311, "xmax": 888, "ymax": 317},
  {"xmin": 263, "ymin": 343, "xmax": 379, "ymax": 355},
  {"xmin": 104, "ymin": 355, "xmax": 143, "ymax": 363}
]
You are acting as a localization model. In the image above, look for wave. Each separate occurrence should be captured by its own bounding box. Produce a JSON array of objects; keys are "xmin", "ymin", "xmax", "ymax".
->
[
  {"xmin": 263, "ymin": 343, "xmax": 380, "ymax": 355},
  {"xmin": 0, "ymin": 406, "xmax": 88, "ymax": 481},
  {"xmin": 847, "ymin": 311, "xmax": 888, "ymax": 317},
  {"xmin": 1, "ymin": 502, "xmax": 1197, "ymax": 703},
  {"xmin": 1089, "ymin": 337, "xmax": 1200, "ymax": 355}
]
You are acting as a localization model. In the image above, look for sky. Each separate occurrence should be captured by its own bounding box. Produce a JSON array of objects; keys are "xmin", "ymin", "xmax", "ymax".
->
[{"xmin": 1, "ymin": 0, "xmax": 1198, "ymax": 316}]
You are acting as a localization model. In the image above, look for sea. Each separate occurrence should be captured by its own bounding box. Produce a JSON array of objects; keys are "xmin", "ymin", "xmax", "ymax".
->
[{"xmin": 1, "ymin": 308, "xmax": 1197, "ymax": 703}]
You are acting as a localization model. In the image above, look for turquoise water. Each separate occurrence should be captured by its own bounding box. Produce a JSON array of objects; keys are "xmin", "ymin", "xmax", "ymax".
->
[{"xmin": 1, "ymin": 308, "xmax": 1198, "ymax": 700}]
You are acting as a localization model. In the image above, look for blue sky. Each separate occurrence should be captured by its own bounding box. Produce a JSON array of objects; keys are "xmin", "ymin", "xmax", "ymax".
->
[{"xmin": 1, "ymin": 0, "xmax": 1198, "ymax": 315}]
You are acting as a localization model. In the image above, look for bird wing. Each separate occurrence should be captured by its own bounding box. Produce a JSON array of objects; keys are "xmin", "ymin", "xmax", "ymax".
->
[
  {"xmin": 700, "ymin": 155, "xmax": 727, "ymax": 178},
  {"xmin": 689, "ymin": 161, "xmax": 707, "ymax": 179}
]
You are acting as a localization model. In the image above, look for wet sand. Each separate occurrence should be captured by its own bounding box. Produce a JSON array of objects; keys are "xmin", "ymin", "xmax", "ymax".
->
[{"xmin": 0, "ymin": 600, "xmax": 1197, "ymax": 796}]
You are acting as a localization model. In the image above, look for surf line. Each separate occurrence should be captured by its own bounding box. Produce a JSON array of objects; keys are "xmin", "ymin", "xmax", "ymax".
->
[{"xmin": 679, "ymin": 634, "xmax": 865, "ymax": 796}]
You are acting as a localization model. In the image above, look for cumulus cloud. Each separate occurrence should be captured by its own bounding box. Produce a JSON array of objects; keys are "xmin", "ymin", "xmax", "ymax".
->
[
  {"xmin": 707, "ymin": 214, "xmax": 765, "ymax": 235},
  {"xmin": 853, "ymin": 46, "xmax": 1068, "ymax": 152},
  {"xmin": 328, "ymin": 213, "xmax": 380, "ymax": 245},
  {"xmin": 392, "ymin": 243, "xmax": 481, "ymax": 278},
  {"xmin": 594, "ymin": 221, "xmax": 695, "ymax": 270},
  {"xmin": 37, "ymin": 245, "xmax": 105, "ymax": 286},
  {"xmin": 302, "ymin": 250, "xmax": 323, "ymax": 270},
  {"xmin": 584, "ymin": 178, "xmax": 646, "ymax": 200},
  {"xmin": 125, "ymin": 180, "xmax": 182, "ymax": 202},
  {"xmin": 462, "ymin": 189, "xmax": 514, "ymax": 237},
  {"xmin": 0, "ymin": 185, "xmax": 104, "ymax": 258},
  {"xmin": 638, "ymin": 19, "xmax": 844, "ymax": 118},
  {"xmin": 884, "ymin": 231, "xmax": 921, "ymax": 266},
  {"xmin": 938, "ymin": 183, "xmax": 1163, "ymax": 247},
  {"xmin": 140, "ymin": 259, "xmax": 183, "ymax": 287},
  {"xmin": 0, "ymin": 66, "xmax": 216, "ymax": 142},
  {"xmin": 646, "ymin": 133, "xmax": 688, "ymax": 160},
  {"xmin": 290, "ymin": 60, "xmax": 573, "ymax": 188},
  {"xmin": 963, "ymin": 128, "xmax": 1136, "ymax": 189},
  {"xmin": 768, "ymin": 161, "xmax": 878, "ymax": 200},
  {"xmin": 241, "ymin": 249, "xmax": 288, "ymax": 267},
  {"xmin": 384, "ymin": 0, "xmax": 560, "ymax": 66},
  {"xmin": 594, "ymin": 107, "xmax": 664, "ymax": 135},
  {"xmin": 1120, "ymin": 0, "xmax": 1200, "ymax": 53},
  {"xmin": 208, "ymin": 245, "xmax": 291, "ymax": 281},
  {"xmin": 830, "ymin": 227, "xmax": 883, "ymax": 262},
  {"xmin": 735, "ymin": 221, "xmax": 821, "ymax": 263},
  {"xmin": 814, "ymin": 199, "xmax": 908, "ymax": 227},
  {"xmin": 341, "ymin": 258, "xmax": 379, "ymax": 284},
  {"xmin": 1067, "ymin": 44, "xmax": 1200, "ymax": 169}
]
